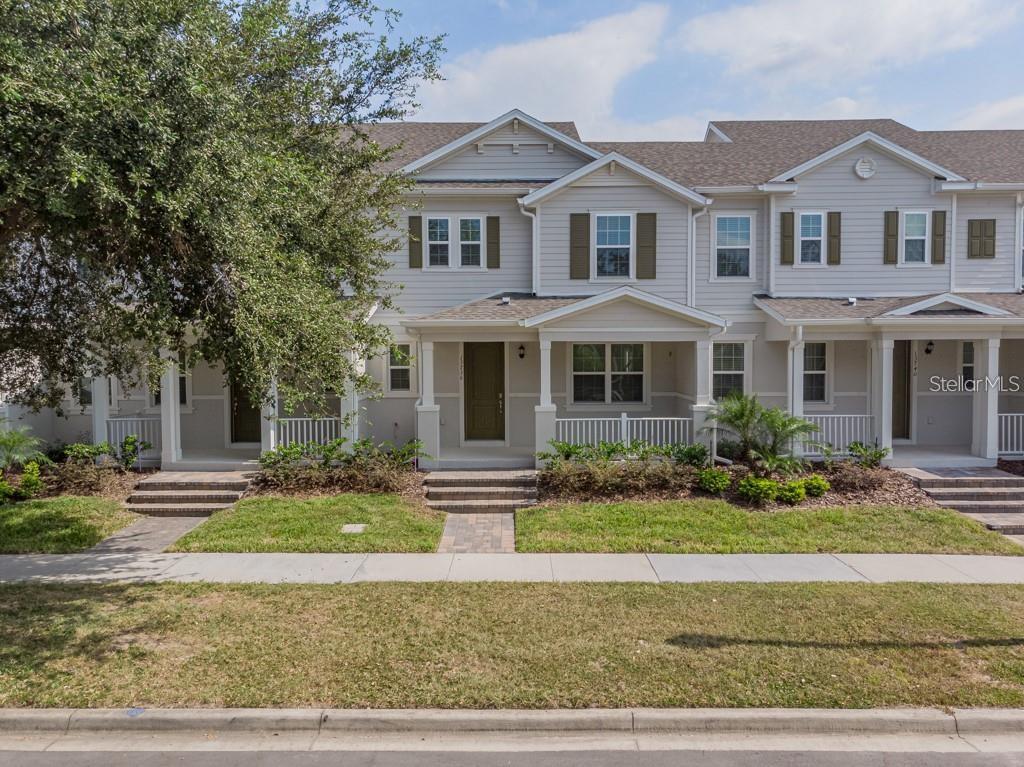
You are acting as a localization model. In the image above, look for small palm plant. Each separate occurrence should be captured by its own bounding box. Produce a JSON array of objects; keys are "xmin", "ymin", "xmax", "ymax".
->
[
  {"xmin": 702, "ymin": 392, "xmax": 765, "ymax": 463},
  {"xmin": 756, "ymin": 407, "xmax": 819, "ymax": 458},
  {"xmin": 0, "ymin": 420, "xmax": 46, "ymax": 478}
]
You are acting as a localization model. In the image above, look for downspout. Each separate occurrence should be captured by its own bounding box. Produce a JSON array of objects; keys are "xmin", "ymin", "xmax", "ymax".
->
[
  {"xmin": 519, "ymin": 202, "xmax": 538, "ymax": 295},
  {"xmin": 689, "ymin": 206, "xmax": 709, "ymax": 307},
  {"xmin": 1015, "ymin": 193, "xmax": 1023, "ymax": 292},
  {"xmin": 767, "ymin": 194, "xmax": 776, "ymax": 296},
  {"xmin": 949, "ymin": 193, "xmax": 958, "ymax": 293}
]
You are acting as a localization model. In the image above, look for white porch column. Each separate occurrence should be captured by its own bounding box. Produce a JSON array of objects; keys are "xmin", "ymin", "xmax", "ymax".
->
[
  {"xmin": 260, "ymin": 377, "xmax": 278, "ymax": 453},
  {"xmin": 534, "ymin": 338, "xmax": 557, "ymax": 466},
  {"xmin": 876, "ymin": 339, "xmax": 894, "ymax": 455},
  {"xmin": 788, "ymin": 335, "xmax": 805, "ymax": 455},
  {"xmin": 692, "ymin": 338, "xmax": 714, "ymax": 450},
  {"xmin": 974, "ymin": 338, "xmax": 1001, "ymax": 459},
  {"xmin": 90, "ymin": 376, "xmax": 110, "ymax": 446},
  {"xmin": 415, "ymin": 341, "xmax": 440, "ymax": 469},
  {"xmin": 158, "ymin": 351, "xmax": 181, "ymax": 465}
]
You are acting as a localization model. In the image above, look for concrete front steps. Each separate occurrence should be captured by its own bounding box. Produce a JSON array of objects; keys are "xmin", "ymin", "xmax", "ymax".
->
[
  {"xmin": 126, "ymin": 471, "xmax": 253, "ymax": 516},
  {"xmin": 424, "ymin": 470, "xmax": 537, "ymax": 514},
  {"xmin": 905, "ymin": 468, "xmax": 1024, "ymax": 535}
]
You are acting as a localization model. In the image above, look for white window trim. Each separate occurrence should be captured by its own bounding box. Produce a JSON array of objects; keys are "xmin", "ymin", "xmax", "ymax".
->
[
  {"xmin": 959, "ymin": 340, "xmax": 976, "ymax": 392},
  {"xmin": 385, "ymin": 342, "xmax": 418, "ymax": 398},
  {"xmin": 711, "ymin": 211, "xmax": 757, "ymax": 281},
  {"xmin": 802, "ymin": 341, "xmax": 834, "ymax": 411},
  {"xmin": 793, "ymin": 210, "xmax": 827, "ymax": 268},
  {"xmin": 64, "ymin": 377, "xmax": 95, "ymax": 414},
  {"xmin": 898, "ymin": 209, "xmax": 931, "ymax": 268},
  {"xmin": 566, "ymin": 342, "xmax": 650, "ymax": 409},
  {"xmin": 590, "ymin": 211, "xmax": 636, "ymax": 283},
  {"xmin": 145, "ymin": 359, "xmax": 194, "ymax": 414},
  {"xmin": 422, "ymin": 214, "xmax": 488, "ymax": 272},
  {"xmin": 711, "ymin": 340, "xmax": 752, "ymax": 401}
]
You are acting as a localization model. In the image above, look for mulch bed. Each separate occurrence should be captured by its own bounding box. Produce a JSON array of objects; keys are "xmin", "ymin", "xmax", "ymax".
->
[
  {"xmin": 998, "ymin": 459, "xmax": 1024, "ymax": 477},
  {"xmin": 247, "ymin": 469, "xmax": 427, "ymax": 506}
]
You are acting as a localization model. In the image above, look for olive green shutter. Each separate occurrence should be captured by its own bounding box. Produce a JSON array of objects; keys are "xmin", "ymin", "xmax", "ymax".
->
[
  {"xmin": 636, "ymin": 212, "xmax": 656, "ymax": 279},
  {"xmin": 827, "ymin": 212, "xmax": 841, "ymax": 265},
  {"xmin": 408, "ymin": 215, "xmax": 422, "ymax": 268},
  {"xmin": 968, "ymin": 219, "xmax": 996, "ymax": 259},
  {"xmin": 780, "ymin": 212, "xmax": 794, "ymax": 265},
  {"xmin": 883, "ymin": 211, "xmax": 899, "ymax": 264},
  {"xmin": 569, "ymin": 213, "xmax": 590, "ymax": 279},
  {"xmin": 486, "ymin": 216, "xmax": 500, "ymax": 268},
  {"xmin": 931, "ymin": 210, "xmax": 946, "ymax": 264}
]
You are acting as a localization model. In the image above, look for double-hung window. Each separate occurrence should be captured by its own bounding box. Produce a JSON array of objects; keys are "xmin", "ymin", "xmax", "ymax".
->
[
  {"xmin": 961, "ymin": 342, "xmax": 975, "ymax": 392},
  {"xmin": 151, "ymin": 353, "xmax": 190, "ymax": 408},
  {"xmin": 427, "ymin": 217, "xmax": 450, "ymax": 267},
  {"xmin": 901, "ymin": 212, "xmax": 929, "ymax": 265},
  {"xmin": 459, "ymin": 217, "xmax": 482, "ymax": 267},
  {"xmin": 73, "ymin": 377, "xmax": 93, "ymax": 409},
  {"xmin": 595, "ymin": 214, "xmax": 632, "ymax": 278},
  {"xmin": 571, "ymin": 343, "xmax": 645, "ymax": 404},
  {"xmin": 803, "ymin": 342, "xmax": 828, "ymax": 403},
  {"xmin": 714, "ymin": 215, "xmax": 753, "ymax": 278},
  {"xmin": 798, "ymin": 212, "xmax": 825, "ymax": 265},
  {"xmin": 388, "ymin": 344, "xmax": 412, "ymax": 392},
  {"xmin": 712, "ymin": 342, "xmax": 746, "ymax": 399}
]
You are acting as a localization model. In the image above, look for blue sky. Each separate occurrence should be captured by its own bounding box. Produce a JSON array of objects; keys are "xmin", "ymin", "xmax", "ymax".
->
[{"xmin": 382, "ymin": 0, "xmax": 1024, "ymax": 140}]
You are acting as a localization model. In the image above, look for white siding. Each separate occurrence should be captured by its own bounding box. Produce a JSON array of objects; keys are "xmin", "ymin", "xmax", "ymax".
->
[
  {"xmin": 954, "ymin": 194, "xmax": 1018, "ymax": 292},
  {"xmin": 416, "ymin": 124, "xmax": 588, "ymax": 180},
  {"xmin": 379, "ymin": 194, "xmax": 532, "ymax": 320},
  {"xmin": 536, "ymin": 168, "xmax": 689, "ymax": 301},
  {"xmin": 694, "ymin": 196, "xmax": 768, "ymax": 315},
  {"xmin": 775, "ymin": 147, "xmax": 951, "ymax": 295}
]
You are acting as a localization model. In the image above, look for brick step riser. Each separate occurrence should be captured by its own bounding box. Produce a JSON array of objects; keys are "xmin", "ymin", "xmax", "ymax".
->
[
  {"xmin": 129, "ymin": 494, "xmax": 243, "ymax": 504},
  {"xmin": 927, "ymin": 491, "xmax": 1024, "ymax": 502},
  {"xmin": 427, "ymin": 503, "xmax": 536, "ymax": 514},
  {"xmin": 136, "ymin": 482, "xmax": 250, "ymax": 492},
  {"xmin": 918, "ymin": 478, "xmax": 1024, "ymax": 489},
  {"xmin": 985, "ymin": 523, "xmax": 1024, "ymax": 534},
  {"xmin": 424, "ymin": 478, "xmax": 537, "ymax": 489},
  {"xmin": 427, "ymin": 491, "xmax": 538, "ymax": 501},
  {"xmin": 938, "ymin": 502, "xmax": 1024, "ymax": 514},
  {"xmin": 126, "ymin": 506, "xmax": 229, "ymax": 517}
]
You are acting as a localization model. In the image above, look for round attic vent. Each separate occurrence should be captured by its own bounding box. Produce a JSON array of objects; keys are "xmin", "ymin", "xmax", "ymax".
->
[{"xmin": 854, "ymin": 157, "xmax": 877, "ymax": 179}]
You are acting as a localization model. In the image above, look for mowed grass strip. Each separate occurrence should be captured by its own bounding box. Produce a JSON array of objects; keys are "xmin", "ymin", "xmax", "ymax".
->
[
  {"xmin": 4, "ymin": 582, "xmax": 1024, "ymax": 708},
  {"xmin": 0, "ymin": 497, "xmax": 137, "ymax": 554},
  {"xmin": 516, "ymin": 499, "xmax": 1022, "ymax": 555},
  {"xmin": 169, "ymin": 494, "xmax": 445, "ymax": 553}
]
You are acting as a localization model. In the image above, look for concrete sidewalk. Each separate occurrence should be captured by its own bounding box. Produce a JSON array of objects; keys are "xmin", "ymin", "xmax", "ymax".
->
[{"xmin": 4, "ymin": 550, "xmax": 1024, "ymax": 584}]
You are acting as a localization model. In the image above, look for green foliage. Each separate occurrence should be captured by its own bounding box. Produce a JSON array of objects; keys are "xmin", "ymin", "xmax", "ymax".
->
[
  {"xmin": 750, "ymin": 450, "xmax": 806, "ymax": 478},
  {"xmin": 63, "ymin": 442, "xmax": 116, "ymax": 464},
  {"xmin": 703, "ymin": 394, "xmax": 818, "ymax": 466},
  {"xmin": 696, "ymin": 467, "xmax": 731, "ymax": 495},
  {"xmin": 803, "ymin": 473, "xmax": 831, "ymax": 498},
  {"xmin": 0, "ymin": 422, "xmax": 46, "ymax": 476},
  {"xmin": 776, "ymin": 480, "xmax": 807, "ymax": 506},
  {"xmin": 0, "ymin": 0, "xmax": 444, "ymax": 414},
  {"xmin": 539, "ymin": 439, "xmax": 707, "ymax": 465},
  {"xmin": 826, "ymin": 462, "xmax": 887, "ymax": 494},
  {"xmin": 117, "ymin": 435, "xmax": 152, "ymax": 470},
  {"xmin": 704, "ymin": 393, "xmax": 764, "ymax": 462},
  {"xmin": 663, "ymin": 442, "xmax": 710, "ymax": 467},
  {"xmin": 538, "ymin": 459, "xmax": 694, "ymax": 499},
  {"xmin": 257, "ymin": 438, "xmax": 424, "ymax": 494},
  {"xmin": 17, "ymin": 461, "xmax": 44, "ymax": 499},
  {"xmin": 0, "ymin": 478, "xmax": 14, "ymax": 504},
  {"xmin": 736, "ymin": 476, "xmax": 779, "ymax": 506},
  {"xmin": 847, "ymin": 441, "xmax": 890, "ymax": 468}
]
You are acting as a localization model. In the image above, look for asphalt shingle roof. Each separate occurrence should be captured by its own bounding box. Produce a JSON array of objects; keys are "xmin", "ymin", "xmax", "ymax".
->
[
  {"xmin": 756, "ymin": 293, "xmax": 1024, "ymax": 321},
  {"xmin": 418, "ymin": 293, "xmax": 584, "ymax": 322}
]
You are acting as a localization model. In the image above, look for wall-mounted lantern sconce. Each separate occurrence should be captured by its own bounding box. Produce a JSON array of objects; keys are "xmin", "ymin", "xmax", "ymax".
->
[
  {"xmin": 924, "ymin": 340, "xmax": 935, "ymax": 355},
  {"xmin": 518, "ymin": 344, "xmax": 526, "ymax": 360}
]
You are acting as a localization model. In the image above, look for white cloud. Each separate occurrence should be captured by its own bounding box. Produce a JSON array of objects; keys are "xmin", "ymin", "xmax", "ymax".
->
[
  {"xmin": 954, "ymin": 95, "xmax": 1024, "ymax": 128},
  {"xmin": 679, "ymin": 0, "xmax": 1015, "ymax": 86},
  {"xmin": 415, "ymin": 4, "xmax": 707, "ymax": 141}
]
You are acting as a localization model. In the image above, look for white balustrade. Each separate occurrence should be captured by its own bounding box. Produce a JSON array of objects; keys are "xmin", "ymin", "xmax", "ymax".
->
[
  {"xmin": 277, "ymin": 417, "xmax": 344, "ymax": 447},
  {"xmin": 999, "ymin": 413, "xmax": 1024, "ymax": 455},
  {"xmin": 554, "ymin": 413, "xmax": 692, "ymax": 446},
  {"xmin": 802, "ymin": 414, "xmax": 874, "ymax": 455},
  {"xmin": 105, "ymin": 416, "xmax": 161, "ymax": 464}
]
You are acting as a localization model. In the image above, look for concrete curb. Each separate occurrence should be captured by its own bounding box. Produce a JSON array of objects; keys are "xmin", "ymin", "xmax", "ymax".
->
[{"xmin": 1, "ymin": 707, "xmax": 1022, "ymax": 735}]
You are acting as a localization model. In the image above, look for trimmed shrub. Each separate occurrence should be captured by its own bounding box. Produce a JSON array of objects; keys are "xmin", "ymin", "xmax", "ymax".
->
[
  {"xmin": 825, "ymin": 462, "xmax": 887, "ymax": 493},
  {"xmin": 803, "ymin": 473, "xmax": 830, "ymax": 498},
  {"xmin": 664, "ymin": 442, "xmax": 709, "ymax": 467},
  {"xmin": 737, "ymin": 475, "xmax": 779, "ymax": 506},
  {"xmin": 17, "ymin": 461, "xmax": 44, "ymax": 499},
  {"xmin": 696, "ymin": 467, "xmax": 731, "ymax": 495},
  {"xmin": 256, "ymin": 438, "xmax": 424, "ymax": 494},
  {"xmin": 777, "ymin": 479, "xmax": 806, "ymax": 505},
  {"xmin": 538, "ymin": 458, "xmax": 694, "ymax": 499},
  {"xmin": 0, "ymin": 478, "xmax": 14, "ymax": 505},
  {"xmin": 847, "ymin": 441, "xmax": 890, "ymax": 468}
]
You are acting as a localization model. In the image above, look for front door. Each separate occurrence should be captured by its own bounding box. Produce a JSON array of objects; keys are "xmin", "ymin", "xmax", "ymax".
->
[
  {"xmin": 464, "ymin": 342, "xmax": 505, "ymax": 441},
  {"xmin": 230, "ymin": 385, "xmax": 262, "ymax": 444},
  {"xmin": 892, "ymin": 340, "xmax": 912, "ymax": 440}
]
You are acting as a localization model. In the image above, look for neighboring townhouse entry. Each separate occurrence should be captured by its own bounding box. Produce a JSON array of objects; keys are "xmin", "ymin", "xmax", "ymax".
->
[
  {"xmin": 463, "ymin": 342, "xmax": 505, "ymax": 441},
  {"xmin": 230, "ymin": 385, "xmax": 262, "ymax": 444},
  {"xmin": 892, "ymin": 340, "xmax": 913, "ymax": 440}
]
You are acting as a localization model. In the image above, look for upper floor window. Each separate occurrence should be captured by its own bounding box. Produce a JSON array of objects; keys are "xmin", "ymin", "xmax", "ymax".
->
[
  {"xmin": 798, "ymin": 212, "xmax": 824, "ymax": 265},
  {"xmin": 714, "ymin": 214, "xmax": 753, "ymax": 279},
  {"xmin": 901, "ymin": 211, "xmax": 929, "ymax": 265},
  {"xmin": 427, "ymin": 217, "xmax": 450, "ymax": 267},
  {"xmin": 388, "ymin": 344, "xmax": 412, "ymax": 392},
  {"xmin": 459, "ymin": 218, "xmax": 482, "ymax": 267},
  {"xmin": 571, "ymin": 343, "xmax": 645, "ymax": 404},
  {"xmin": 712, "ymin": 342, "xmax": 747, "ymax": 400},
  {"xmin": 595, "ymin": 214, "xmax": 632, "ymax": 279},
  {"xmin": 803, "ymin": 342, "xmax": 828, "ymax": 403}
]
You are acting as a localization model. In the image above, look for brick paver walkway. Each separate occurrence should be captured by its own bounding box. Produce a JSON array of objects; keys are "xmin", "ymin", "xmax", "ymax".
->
[{"xmin": 437, "ymin": 513, "xmax": 515, "ymax": 553}]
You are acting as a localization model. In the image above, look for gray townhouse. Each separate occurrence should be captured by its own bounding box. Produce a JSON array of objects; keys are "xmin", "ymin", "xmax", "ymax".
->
[{"xmin": 7, "ymin": 109, "xmax": 1024, "ymax": 470}]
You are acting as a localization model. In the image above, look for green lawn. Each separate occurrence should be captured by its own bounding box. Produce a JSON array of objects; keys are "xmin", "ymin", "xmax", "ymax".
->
[
  {"xmin": 516, "ymin": 499, "xmax": 1022, "ymax": 554},
  {"xmin": 169, "ymin": 494, "xmax": 445, "ymax": 553},
  {"xmin": 0, "ymin": 497, "xmax": 137, "ymax": 554},
  {"xmin": 5, "ymin": 582, "xmax": 1024, "ymax": 708}
]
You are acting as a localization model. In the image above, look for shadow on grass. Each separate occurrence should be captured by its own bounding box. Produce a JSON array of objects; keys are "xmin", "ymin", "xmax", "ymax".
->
[
  {"xmin": 0, "ymin": 504, "xmax": 116, "ymax": 553},
  {"xmin": 668, "ymin": 633, "xmax": 1024, "ymax": 651}
]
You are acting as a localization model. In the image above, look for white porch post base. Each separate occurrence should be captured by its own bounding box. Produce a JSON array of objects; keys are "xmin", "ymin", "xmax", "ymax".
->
[
  {"xmin": 788, "ymin": 338, "xmax": 805, "ymax": 456},
  {"xmin": 90, "ymin": 376, "xmax": 110, "ymax": 446},
  {"xmin": 974, "ymin": 338, "xmax": 1000, "ymax": 459},
  {"xmin": 416, "ymin": 404, "xmax": 441, "ymax": 470},
  {"xmin": 260, "ymin": 378, "xmax": 278, "ymax": 454},
  {"xmin": 534, "ymin": 404, "xmax": 557, "ymax": 468},
  {"xmin": 691, "ymin": 404, "xmax": 714, "ymax": 455}
]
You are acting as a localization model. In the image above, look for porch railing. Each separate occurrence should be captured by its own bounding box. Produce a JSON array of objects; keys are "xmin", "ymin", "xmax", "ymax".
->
[
  {"xmin": 277, "ymin": 417, "xmax": 345, "ymax": 447},
  {"xmin": 999, "ymin": 413, "xmax": 1024, "ymax": 455},
  {"xmin": 801, "ymin": 414, "xmax": 874, "ymax": 455},
  {"xmin": 555, "ymin": 413, "xmax": 692, "ymax": 447},
  {"xmin": 105, "ymin": 416, "xmax": 161, "ymax": 462}
]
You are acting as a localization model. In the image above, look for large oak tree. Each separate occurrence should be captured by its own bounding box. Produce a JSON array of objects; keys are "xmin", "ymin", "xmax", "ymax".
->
[{"xmin": 0, "ymin": 0, "xmax": 442, "ymax": 413}]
